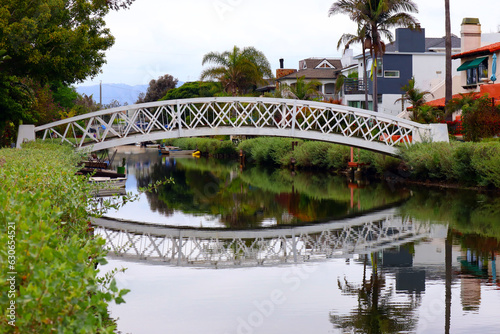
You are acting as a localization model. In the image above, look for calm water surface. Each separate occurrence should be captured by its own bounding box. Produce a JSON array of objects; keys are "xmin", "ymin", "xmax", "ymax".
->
[{"xmin": 97, "ymin": 146, "xmax": 500, "ymax": 334}]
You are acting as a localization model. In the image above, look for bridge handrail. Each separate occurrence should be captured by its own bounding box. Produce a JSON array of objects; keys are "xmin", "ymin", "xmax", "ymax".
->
[
  {"xmin": 21, "ymin": 96, "xmax": 449, "ymax": 155},
  {"xmin": 34, "ymin": 97, "xmax": 430, "ymax": 132}
]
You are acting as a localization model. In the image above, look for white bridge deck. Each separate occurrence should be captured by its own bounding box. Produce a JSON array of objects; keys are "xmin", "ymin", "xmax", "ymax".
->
[{"xmin": 19, "ymin": 97, "xmax": 449, "ymax": 155}]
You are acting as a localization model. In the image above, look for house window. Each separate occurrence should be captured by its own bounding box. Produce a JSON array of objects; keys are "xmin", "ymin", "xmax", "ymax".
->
[
  {"xmin": 384, "ymin": 70, "xmax": 400, "ymax": 78},
  {"xmin": 466, "ymin": 67, "xmax": 478, "ymax": 85},
  {"xmin": 478, "ymin": 61, "xmax": 488, "ymax": 81},
  {"xmin": 457, "ymin": 57, "xmax": 488, "ymax": 86},
  {"xmin": 377, "ymin": 58, "xmax": 383, "ymax": 77}
]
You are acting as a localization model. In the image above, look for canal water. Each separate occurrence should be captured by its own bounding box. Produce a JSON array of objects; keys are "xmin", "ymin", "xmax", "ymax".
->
[{"xmin": 96, "ymin": 146, "xmax": 500, "ymax": 334}]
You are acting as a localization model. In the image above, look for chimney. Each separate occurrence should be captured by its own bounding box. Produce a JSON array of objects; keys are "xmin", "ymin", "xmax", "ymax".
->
[
  {"xmin": 275, "ymin": 58, "xmax": 297, "ymax": 80},
  {"xmin": 341, "ymin": 48, "xmax": 354, "ymax": 67},
  {"xmin": 461, "ymin": 18, "xmax": 481, "ymax": 53}
]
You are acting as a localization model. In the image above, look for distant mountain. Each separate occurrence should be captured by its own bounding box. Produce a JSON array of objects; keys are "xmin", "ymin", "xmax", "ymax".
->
[
  {"xmin": 76, "ymin": 83, "xmax": 147, "ymax": 106},
  {"xmin": 76, "ymin": 81, "xmax": 185, "ymax": 106}
]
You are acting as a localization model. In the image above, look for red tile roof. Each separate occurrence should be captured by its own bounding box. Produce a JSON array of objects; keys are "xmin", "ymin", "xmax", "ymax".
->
[
  {"xmin": 451, "ymin": 42, "xmax": 500, "ymax": 59},
  {"xmin": 424, "ymin": 84, "xmax": 500, "ymax": 107}
]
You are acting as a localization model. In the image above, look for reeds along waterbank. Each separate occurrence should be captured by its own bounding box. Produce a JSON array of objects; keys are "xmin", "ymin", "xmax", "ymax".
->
[{"xmin": 168, "ymin": 136, "xmax": 500, "ymax": 189}]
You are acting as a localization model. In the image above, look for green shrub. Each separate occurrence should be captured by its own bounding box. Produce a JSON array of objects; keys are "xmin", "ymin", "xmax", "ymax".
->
[
  {"xmin": 400, "ymin": 141, "xmax": 500, "ymax": 188},
  {"xmin": 238, "ymin": 137, "xmax": 299, "ymax": 165},
  {"xmin": 399, "ymin": 142, "xmax": 454, "ymax": 180},
  {"xmin": 0, "ymin": 142, "xmax": 128, "ymax": 333},
  {"xmin": 471, "ymin": 142, "xmax": 500, "ymax": 187},
  {"xmin": 171, "ymin": 137, "xmax": 238, "ymax": 156}
]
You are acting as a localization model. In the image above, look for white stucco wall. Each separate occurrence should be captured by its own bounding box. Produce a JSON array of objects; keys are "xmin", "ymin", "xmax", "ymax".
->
[
  {"xmin": 380, "ymin": 94, "xmax": 408, "ymax": 116},
  {"xmin": 412, "ymin": 53, "xmax": 460, "ymax": 92}
]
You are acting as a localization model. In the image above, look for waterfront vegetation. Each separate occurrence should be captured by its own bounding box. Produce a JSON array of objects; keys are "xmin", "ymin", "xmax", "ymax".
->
[
  {"xmin": 0, "ymin": 142, "xmax": 129, "ymax": 333},
  {"xmin": 166, "ymin": 136, "xmax": 500, "ymax": 189}
]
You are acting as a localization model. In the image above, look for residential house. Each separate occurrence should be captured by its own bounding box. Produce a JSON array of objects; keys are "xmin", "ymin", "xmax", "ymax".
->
[
  {"xmin": 452, "ymin": 18, "xmax": 500, "ymax": 92},
  {"xmin": 276, "ymin": 57, "xmax": 344, "ymax": 99},
  {"xmin": 343, "ymin": 27, "xmax": 462, "ymax": 116}
]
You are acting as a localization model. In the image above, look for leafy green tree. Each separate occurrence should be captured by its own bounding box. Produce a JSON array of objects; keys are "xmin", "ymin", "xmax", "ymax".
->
[
  {"xmin": 0, "ymin": 75, "xmax": 34, "ymax": 145},
  {"xmin": 329, "ymin": 0, "xmax": 419, "ymax": 112},
  {"xmin": 161, "ymin": 81, "xmax": 223, "ymax": 100},
  {"xmin": 0, "ymin": 0, "xmax": 133, "ymax": 85},
  {"xmin": 447, "ymin": 93, "xmax": 500, "ymax": 141},
  {"xmin": 0, "ymin": 0, "xmax": 134, "ymax": 144},
  {"xmin": 50, "ymin": 81, "xmax": 79, "ymax": 109},
  {"xmin": 136, "ymin": 74, "xmax": 178, "ymax": 103},
  {"xmin": 200, "ymin": 46, "xmax": 273, "ymax": 96}
]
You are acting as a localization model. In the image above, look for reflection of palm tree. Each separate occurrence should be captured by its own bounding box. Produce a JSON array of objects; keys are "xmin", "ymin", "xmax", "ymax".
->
[{"xmin": 330, "ymin": 253, "xmax": 420, "ymax": 333}]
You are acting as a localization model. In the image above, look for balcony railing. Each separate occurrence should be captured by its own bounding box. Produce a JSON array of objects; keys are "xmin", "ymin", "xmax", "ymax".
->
[{"xmin": 344, "ymin": 79, "xmax": 369, "ymax": 95}]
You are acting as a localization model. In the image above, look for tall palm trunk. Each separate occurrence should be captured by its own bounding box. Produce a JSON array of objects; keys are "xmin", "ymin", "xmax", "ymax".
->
[
  {"xmin": 363, "ymin": 50, "xmax": 368, "ymax": 108},
  {"xmin": 372, "ymin": 25, "xmax": 380, "ymax": 112},
  {"xmin": 444, "ymin": 0, "xmax": 452, "ymax": 110},
  {"xmin": 373, "ymin": 56, "xmax": 378, "ymax": 112}
]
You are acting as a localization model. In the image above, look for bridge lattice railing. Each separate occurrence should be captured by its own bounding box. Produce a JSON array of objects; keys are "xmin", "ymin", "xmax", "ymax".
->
[{"xmin": 33, "ymin": 97, "xmax": 436, "ymax": 152}]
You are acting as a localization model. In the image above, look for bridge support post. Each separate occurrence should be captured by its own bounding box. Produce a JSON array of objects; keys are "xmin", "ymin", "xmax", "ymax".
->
[
  {"xmin": 16, "ymin": 124, "xmax": 35, "ymax": 148},
  {"xmin": 429, "ymin": 124, "xmax": 449, "ymax": 143}
]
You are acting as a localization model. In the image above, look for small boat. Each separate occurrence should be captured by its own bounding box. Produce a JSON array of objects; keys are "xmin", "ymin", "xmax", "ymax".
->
[
  {"xmin": 192, "ymin": 150, "xmax": 201, "ymax": 157},
  {"xmin": 78, "ymin": 167, "xmax": 126, "ymax": 178},
  {"xmin": 159, "ymin": 146, "xmax": 179, "ymax": 155},
  {"xmin": 89, "ymin": 176, "xmax": 127, "ymax": 188},
  {"xmin": 89, "ymin": 176, "xmax": 127, "ymax": 196},
  {"xmin": 159, "ymin": 146, "xmax": 197, "ymax": 156},
  {"xmin": 169, "ymin": 149, "xmax": 197, "ymax": 156}
]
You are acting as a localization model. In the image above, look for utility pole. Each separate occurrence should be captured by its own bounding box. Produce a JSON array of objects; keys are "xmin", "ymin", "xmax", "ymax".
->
[{"xmin": 99, "ymin": 80, "xmax": 102, "ymax": 106}]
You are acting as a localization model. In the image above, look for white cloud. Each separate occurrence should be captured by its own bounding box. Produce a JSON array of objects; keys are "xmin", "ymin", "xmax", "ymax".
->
[{"xmin": 81, "ymin": 0, "xmax": 500, "ymax": 86}]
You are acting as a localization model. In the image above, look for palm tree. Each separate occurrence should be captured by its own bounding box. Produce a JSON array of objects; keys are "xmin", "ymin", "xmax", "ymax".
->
[
  {"xmin": 444, "ymin": 0, "xmax": 452, "ymax": 109},
  {"xmin": 396, "ymin": 77, "xmax": 433, "ymax": 107},
  {"xmin": 281, "ymin": 76, "xmax": 323, "ymax": 100},
  {"xmin": 334, "ymin": 23, "xmax": 371, "ymax": 108},
  {"xmin": 395, "ymin": 77, "xmax": 433, "ymax": 120},
  {"xmin": 200, "ymin": 46, "xmax": 273, "ymax": 96},
  {"xmin": 329, "ymin": 0, "xmax": 419, "ymax": 112}
]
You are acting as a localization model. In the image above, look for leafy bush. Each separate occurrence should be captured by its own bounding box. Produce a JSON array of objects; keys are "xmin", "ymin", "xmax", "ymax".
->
[
  {"xmin": 471, "ymin": 142, "xmax": 500, "ymax": 187},
  {"xmin": 400, "ymin": 141, "xmax": 500, "ymax": 187},
  {"xmin": 0, "ymin": 142, "xmax": 128, "ymax": 333},
  {"xmin": 238, "ymin": 137, "xmax": 301, "ymax": 165}
]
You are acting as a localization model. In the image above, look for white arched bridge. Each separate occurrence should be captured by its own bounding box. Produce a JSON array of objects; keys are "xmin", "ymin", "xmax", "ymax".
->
[
  {"xmin": 92, "ymin": 208, "xmax": 432, "ymax": 268},
  {"xmin": 18, "ymin": 97, "xmax": 449, "ymax": 155}
]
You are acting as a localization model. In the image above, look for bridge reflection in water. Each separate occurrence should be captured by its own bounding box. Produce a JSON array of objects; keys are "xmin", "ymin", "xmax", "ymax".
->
[{"xmin": 93, "ymin": 208, "xmax": 431, "ymax": 268}]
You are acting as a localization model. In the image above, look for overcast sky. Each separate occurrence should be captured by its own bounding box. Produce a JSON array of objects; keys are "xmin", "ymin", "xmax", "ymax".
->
[{"xmin": 81, "ymin": 0, "xmax": 500, "ymax": 87}]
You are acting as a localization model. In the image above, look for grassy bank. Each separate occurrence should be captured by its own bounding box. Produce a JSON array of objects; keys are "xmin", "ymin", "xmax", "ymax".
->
[
  {"xmin": 237, "ymin": 137, "xmax": 400, "ymax": 174},
  {"xmin": 237, "ymin": 137, "xmax": 500, "ymax": 189},
  {"xmin": 165, "ymin": 136, "xmax": 499, "ymax": 189},
  {"xmin": 0, "ymin": 142, "xmax": 128, "ymax": 333},
  {"xmin": 400, "ymin": 141, "xmax": 500, "ymax": 188}
]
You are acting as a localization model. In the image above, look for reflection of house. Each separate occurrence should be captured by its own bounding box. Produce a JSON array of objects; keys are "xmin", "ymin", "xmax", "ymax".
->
[
  {"xmin": 343, "ymin": 27, "xmax": 461, "ymax": 115},
  {"xmin": 276, "ymin": 57, "xmax": 343, "ymax": 99},
  {"xmin": 382, "ymin": 246, "xmax": 426, "ymax": 293}
]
